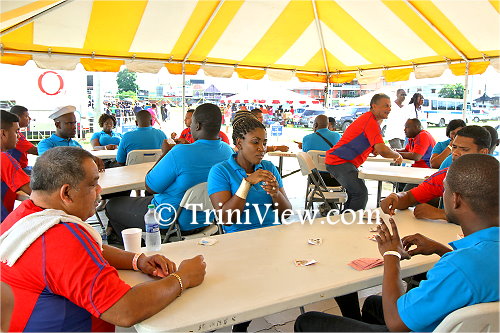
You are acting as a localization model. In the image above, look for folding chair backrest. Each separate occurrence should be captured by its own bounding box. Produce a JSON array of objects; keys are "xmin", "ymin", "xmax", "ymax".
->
[
  {"xmin": 307, "ymin": 150, "xmax": 328, "ymax": 172},
  {"xmin": 179, "ymin": 182, "xmax": 214, "ymax": 211},
  {"xmin": 126, "ymin": 149, "xmax": 162, "ymax": 165},
  {"xmin": 296, "ymin": 152, "xmax": 316, "ymax": 176},
  {"xmin": 433, "ymin": 302, "xmax": 499, "ymax": 332}
]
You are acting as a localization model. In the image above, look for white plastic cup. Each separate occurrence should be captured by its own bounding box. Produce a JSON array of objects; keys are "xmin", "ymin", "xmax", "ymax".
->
[{"xmin": 121, "ymin": 228, "xmax": 142, "ymax": 253}]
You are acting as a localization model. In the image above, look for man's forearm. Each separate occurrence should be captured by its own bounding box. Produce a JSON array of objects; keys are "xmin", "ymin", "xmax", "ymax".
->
[
  {"xmin": 102, "ymin": 244, "xmax": 135, "ymax": 269},
  {"xmin": 382, "ymin": 256, "xmax": 407, "ymax": 331},
  {"xmin": 399, "ymin": 152, "xmax": 421, "ymax": 161}
]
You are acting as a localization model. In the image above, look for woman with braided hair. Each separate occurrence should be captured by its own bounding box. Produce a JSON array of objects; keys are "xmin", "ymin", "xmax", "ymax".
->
[
  {"xmin": 208, "ymin": 111, "xmax": 292, "ymax": 236},
  {"xmin": 208, "ymin": 111, "xmax": 291, "ymax": 331}
]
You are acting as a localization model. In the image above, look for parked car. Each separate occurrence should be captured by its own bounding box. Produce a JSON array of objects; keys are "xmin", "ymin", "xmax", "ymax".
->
[
  {"xmin": 334, "ymin": 106, "xmax": 370, "ymax": 132},
  {"xmin": 297, "ymin": 109, "xmax": 325, "ymax": 127}
]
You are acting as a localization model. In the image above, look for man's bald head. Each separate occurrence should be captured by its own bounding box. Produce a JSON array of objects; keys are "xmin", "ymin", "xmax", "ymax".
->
[
  {"xmin": 445, "ymin": 154, "xmax": 499, "ymax": 224},
  {"xmin": 136, "ymin": 110, "xmax": 152, "ymax": 127},
  {"xmin": 313, "ymin": 115, "xmax": 328, "ymax": 131}
]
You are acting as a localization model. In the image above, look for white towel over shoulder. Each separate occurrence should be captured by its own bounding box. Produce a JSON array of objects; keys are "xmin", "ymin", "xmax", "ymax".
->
[{"xmin": 0, "ymin": 209, "xmax": 102, "ymax": 267}]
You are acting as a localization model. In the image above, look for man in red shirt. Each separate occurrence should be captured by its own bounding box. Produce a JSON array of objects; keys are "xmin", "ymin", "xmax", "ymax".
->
[
  {"xmin": 7, "ymin": 105, "xmax": 38, "ymax": 174},
  {"xmin": 397, "ymin": 118, "xmax": 436, "ymax": 168},
  {"xmin": 326, "ymin": 94, "xmax": 402, "ymax": 211},
  {"xmin": 380, "ymin": 125, "xmax": 491, "ymax": 220},
  {"xmin": 173, "ymin": 109, "xmax": 230, "ymax": 144},
  {"xmin": 0, "ymin": 146, "xmax": 207, "ymax": 332},
  {"xmin": 1, "ymin": 110, "xmax": 31, "ymax": 222}
]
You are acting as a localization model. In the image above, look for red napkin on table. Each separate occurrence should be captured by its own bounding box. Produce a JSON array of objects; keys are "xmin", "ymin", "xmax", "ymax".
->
[{"xmin": 348, "ymin": 258, "xmax": 384, "ymax": 271}]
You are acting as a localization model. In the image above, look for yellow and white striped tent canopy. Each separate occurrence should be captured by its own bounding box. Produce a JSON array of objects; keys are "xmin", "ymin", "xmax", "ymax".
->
[{"xmin": 1, "ymin": 0, "xmax": 499, "ymax": 83}]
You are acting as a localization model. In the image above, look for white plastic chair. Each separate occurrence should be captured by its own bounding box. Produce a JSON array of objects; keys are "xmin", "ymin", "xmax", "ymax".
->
[
  {"xmin": 307, "ymin": 150, "xmax": 343, "ymax": 192},
  {"xmin": 296, "ymin": 152, "xmax": 347, "ymax": 216},
  {"xmin": 162, "ymin": 182, "xmax": 220, "ymax": 243},
  {"xmin": 125, "ymin": 149, "xmax": 162, "ymax": 165},
  {"xmin": 433, "ymin": 302, "xmax": 499, "ymax": 332}
]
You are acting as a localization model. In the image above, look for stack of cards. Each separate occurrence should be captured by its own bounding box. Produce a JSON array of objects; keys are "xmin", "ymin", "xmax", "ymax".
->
[
  {"xmin": 294, "ymin": 259, "xmax": 318, "ymax": 267},
  {"xmin": 348, "ymin": 258, "xmax": 384, "ymax": 271}
]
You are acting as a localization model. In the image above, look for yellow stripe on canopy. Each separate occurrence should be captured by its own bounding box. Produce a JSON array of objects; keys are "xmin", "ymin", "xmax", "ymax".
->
[
  {"xmin": 449, "ymin": 61, "xmax": 491, "ymax": 76},
  {"xmin": 165, "ymin": 64, "xmax": 200, "ymax": 75},
  {"xmin": 80, "ymin": 58, "xmax": 124, "ymax": 72},
  {"xmin": 383, "ymin": 68, "xmax": 413, "ymax": 82},
  {"xmin": 0, "ymin": 53, "xmax": 32, "ymax": 66},
  {"xmin": 330, "ymin": 73, "xmax": 357, "ymax": 83},
  {"xmin": 317, "ymin": 0, "xmax": 400, "ymax": 67},
  {"xmin": 411, "ymin": 0, "xmax": 481, "ymax": 59},
  {"xmin": 83, "ymin": 1, "xmax": 148, "ymax": 56},
  {"xmin": 241, "ymin": 1, "xmax": 314, "ymax": 68},
  {"xmin": 235, "ymin": 68, "xmax": 266, "ymax": 80}
]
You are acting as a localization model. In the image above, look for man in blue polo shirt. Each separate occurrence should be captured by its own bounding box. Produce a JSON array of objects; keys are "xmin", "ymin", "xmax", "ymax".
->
[
  {"xmin": 302, "ymin": 115, "xmax": 341, "ymax": 153},
  {"xmin": 302, "ymin": 114, "xmax": 341, "ymax": 189},
  {"xmin": 38, "ymin": 106, "xmax": 105, "ymax": 171},
  {"xmin": 106, "ymin": 103, "xmax": 233, "ymax": 242},
  {"xmin": 37, "ymin": 106, "xmax": 83, "ymax": 155},
  {"xmin": 295, "ymin": 154, "xmax": 499, "ymax": 332},
  {"xmin": 115, "ymin": 110, "xmax": 167, "ymax": 165}
]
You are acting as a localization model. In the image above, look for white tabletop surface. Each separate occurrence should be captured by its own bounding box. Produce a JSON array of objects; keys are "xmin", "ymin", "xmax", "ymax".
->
[
  {"xmin": 98, "ymin": 162, "xmax": 154, "ymax": 195},
  {"xmin": 89, "ymin": 149, "xmax": 118, "ymax": 160},
  {"xmin": 358, "ymin": 165, "xmax": 438, "ymax": 184},
  {"xmin": 267, "ymin": 151, "xmax": 298, "ymax": 158},
  {"xmin": 118, "ymin": 209, "xmax": 460, "ymax": 333},
  {"xmin": 365, "ymin": 156, "xmax": 414, "ymax": 165}
]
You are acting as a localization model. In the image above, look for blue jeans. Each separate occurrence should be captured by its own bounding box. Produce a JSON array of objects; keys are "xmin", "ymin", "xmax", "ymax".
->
[{"xmin": 326, "ymin": 163, "xmax": 368, "ymax": 212}]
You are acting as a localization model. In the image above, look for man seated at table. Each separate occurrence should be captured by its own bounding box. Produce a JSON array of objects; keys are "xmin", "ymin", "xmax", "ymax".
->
[
  {"xmin": 295, "ymin": 154, "xmax": 499, "ymax": 332},
  {"xmin": 302, "ymin": 114, "xmax": 341, "ymax": 187},
  {"xmin": 1, "ymin": 110, "xmax": 31, "ymax": 222},
  {"xmin": 106, "ymin": 103, "xmax": 233, "ymax": 241},
  {"xmin": 0, "ymin": 146, "xmax": 206, "ymax": 332},
  {"xmin": 325, "ymin": 93, "xmax": 403, "ymax": 212},
  {"xmin": 37, "ymin": 105, "xmax": 105, "ymax": 171},
  {"xmin": 171, "ymin": 109, "xmax": 230, "ymax": 145},
  {"xmin": 396, "ymin": 118, "xmax": 435, "ymax": 168},
  {"xmin": 250, "ymin": 108, "xmax": 289, "ymax": 152},
  {"xmin": 438, "ymin": 124, "xmax": 499, "ymax": 170},
  {"xmin": 7, "ymin": 105, "xmax": 38, "ymax": 175},
  {"xmin": 116, "ymin": 110, "xmax": 167, "ymax": 166},
  {"xmin": 380, "ymin": 125, "xmax": 491, "ymax": 221}
]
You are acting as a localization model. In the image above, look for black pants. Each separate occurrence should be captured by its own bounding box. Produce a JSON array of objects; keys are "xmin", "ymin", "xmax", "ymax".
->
[
  {"xmin": 232, "ymin": 293, "xmax": 362, "ymax": 332},
  {"xmin": 294, "ymin": 295, "xmax": 388, "ymax": 332},
  {"xmin": 105, "ymin": 196, "xmax": 209, "ymax": 243}
]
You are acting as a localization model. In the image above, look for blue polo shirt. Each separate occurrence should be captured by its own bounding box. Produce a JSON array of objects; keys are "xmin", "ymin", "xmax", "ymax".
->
[
  {"xmin": 397, "ymin": 227, "xmax": 499, "ymax": 332},
  {"xmin": 302, "ymin": 128, "xmax": 341, "ymax": 152},
  {"xmin": 37, "ymin": 134, "xmax": 82, "ymax": 155},
  {"xmin": 146, "ymin": 139, "xmax": 233, "ymax": 231},
  {"xmin": 432, "ymin": 138, "xmax": 451, "ymax": 155},
  {"xmin": 90, "ymin": 130, "xmax": 122, "ymax": 146},
  {"xmin": 439, "ymin": 154, "xmax": 453, "ymax": 170},
  {"xmin": 208, "ymin": 154, "xmax": 283, "ymax": 233},
  {"xmin": 116, "ymin": 127, "xmax": 167, "ymax": 163}
]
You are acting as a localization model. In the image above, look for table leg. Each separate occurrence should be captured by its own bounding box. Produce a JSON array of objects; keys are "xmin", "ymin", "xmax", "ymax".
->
[
  {"xmin": 300, "ymin": 306, "xmax": 305, "ymax": 314},
  {"xmin": 278, "ymin": 156, "xmax": 284, "ymax": 177},
  {"xmin": 376, "ymin": 181, "xmax": 382, "ymax": 207}
]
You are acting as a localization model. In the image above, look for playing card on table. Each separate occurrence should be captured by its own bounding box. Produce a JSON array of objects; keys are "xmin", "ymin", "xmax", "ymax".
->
[
  {"xmin": 294, "ymin": 259, "xmax": 318, "ymax": 267},
  {"xmin": 308, "ymin": 238, "xmax": 322, "ymax": 245},
  {"xmin": 348, "ymin": 258, "xmax": 384, "ymax": 271},
  {"xmin": 198, "ymin": 237, "xmax": 218, "ymax": 246}
]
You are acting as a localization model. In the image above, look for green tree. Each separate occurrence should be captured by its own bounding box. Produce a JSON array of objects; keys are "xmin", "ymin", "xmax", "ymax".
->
[
  {"xmin": 438, "ymin": 83, "xmax": 465, "ymax": 99},
  {"xmin": 116, "ymin": 69, "xmax": 138, "ymax": 93},
  {"xmin": 117, "ymin": 90, "xmax": 137, "ymax": 101}
]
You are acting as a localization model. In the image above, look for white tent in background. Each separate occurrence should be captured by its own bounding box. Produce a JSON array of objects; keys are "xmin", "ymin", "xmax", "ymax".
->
[
  {"xmin": 339, "ymin": 87, "xmax": 400, "ymax": 106},
  {"xmin": 221, "ymin": 87, "xmax": 320, "ymax": 106}
]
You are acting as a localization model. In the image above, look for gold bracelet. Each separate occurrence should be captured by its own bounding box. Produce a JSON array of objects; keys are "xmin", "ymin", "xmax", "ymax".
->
[{"xmin": 170, "ymin": 273, "xmax": 183, "ymax": 296}]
